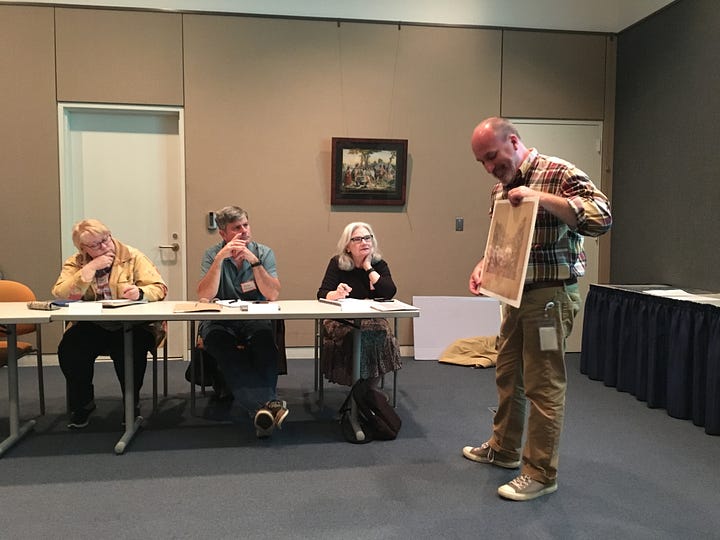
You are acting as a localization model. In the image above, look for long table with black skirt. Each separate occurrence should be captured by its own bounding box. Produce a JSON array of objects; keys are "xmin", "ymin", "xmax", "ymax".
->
[{"xmin": 580, "ymin": 284, "xmax": 720, "ymax": 435}]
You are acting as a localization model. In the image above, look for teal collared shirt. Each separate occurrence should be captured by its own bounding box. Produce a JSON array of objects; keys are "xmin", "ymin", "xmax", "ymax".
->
[{"xmin": 200, "ymin": 240, "xmax": 278, "ymax": 301}]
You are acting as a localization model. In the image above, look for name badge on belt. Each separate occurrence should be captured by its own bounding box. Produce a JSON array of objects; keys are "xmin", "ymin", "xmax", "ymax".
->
[{"xmin": 536, "ymin": 301, "xmax": 559, "ymax": 352}]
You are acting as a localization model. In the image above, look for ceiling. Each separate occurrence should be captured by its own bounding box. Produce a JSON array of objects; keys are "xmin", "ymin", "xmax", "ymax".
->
[{"xmin": 2, "ymin": 0, "xmax": 677, "ymax": 33}]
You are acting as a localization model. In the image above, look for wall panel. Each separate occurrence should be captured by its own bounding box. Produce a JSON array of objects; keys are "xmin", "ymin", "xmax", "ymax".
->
[
  {"xmin": 501, "ymin": 30, "xmax": 607, "ymax": 119},
  {"xmin": 613, "ymin": 0, "xmax": 720, "ymax": 290},
  {"xmin": 0, "ymin": 5, "xmax": 62, "ymax": 346},
  {"xmin": 55, "ymin": 8, "xmax": 183, "ymax": 105}
]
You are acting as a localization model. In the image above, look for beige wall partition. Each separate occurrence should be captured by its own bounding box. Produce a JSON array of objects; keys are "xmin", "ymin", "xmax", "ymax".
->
[
  {"xmin": 0, "ymin": 6, "xmax": 61, "ymax": 344},
  {"xmin": 55, "ymin": 8, "xmax": 184, "ymax": 105},
  {"xmin": 183, "ymin": 16, "xmax": 503, "ymax": 345},
  {"xmin": 0, "ymin": 4, "xmax": 614, "ymax": 350},
  {"xmin": 501, "ymin": 30, "xmax": 608, "ymax": 120}
]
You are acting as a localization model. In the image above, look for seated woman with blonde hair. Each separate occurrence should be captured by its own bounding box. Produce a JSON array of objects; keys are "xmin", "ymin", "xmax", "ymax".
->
[
  {"xmin": 317, "ymin": 222, "xmax": 401, "ymax": 387},
  {"xmin": 52, "ymin": 219, "xmax": 167, "ymax": 429}
]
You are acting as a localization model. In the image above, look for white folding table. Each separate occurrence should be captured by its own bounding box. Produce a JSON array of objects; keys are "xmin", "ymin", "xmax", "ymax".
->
[{"xmin": 51, "ymin": 299, "xmax": 419, "ymax": 453}]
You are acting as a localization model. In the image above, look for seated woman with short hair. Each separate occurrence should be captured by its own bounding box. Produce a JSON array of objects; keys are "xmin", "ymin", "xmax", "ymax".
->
[{"xmin": 52, "ymin": 218, "xmax": 167, "ymax": 429}]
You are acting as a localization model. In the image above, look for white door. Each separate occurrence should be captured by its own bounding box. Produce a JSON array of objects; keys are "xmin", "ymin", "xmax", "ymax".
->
[
  {"xmin": 58, "ymin": 103, "xmax": 187, "ymax": 358},
  {"xmin": 510, "ymin": 120, "xmax": 603, "ymax": 353}
]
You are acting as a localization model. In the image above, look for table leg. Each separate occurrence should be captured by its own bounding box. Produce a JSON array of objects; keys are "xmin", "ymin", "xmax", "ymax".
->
[
  {"xmin": 114, "ymin": 322, "xmax": 142, "ymax": 454},
  {"xmin": 0, "ymin": 324, "xmax": 36, "ymax": 457},
  {"xmin": 189, "ymin": 321, "xmax": 196, "ymax": 417}
]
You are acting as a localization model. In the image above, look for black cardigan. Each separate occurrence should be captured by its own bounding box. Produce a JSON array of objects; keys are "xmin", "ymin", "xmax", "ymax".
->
[{"xmin": 317, "ymin": 256, "xmax": 397, "ymax": 300}]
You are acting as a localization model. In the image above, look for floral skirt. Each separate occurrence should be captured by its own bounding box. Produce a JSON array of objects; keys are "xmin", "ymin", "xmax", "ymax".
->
[{"xmin": 321, "ymin": 318, "xmax": 402, "ymax": 386}]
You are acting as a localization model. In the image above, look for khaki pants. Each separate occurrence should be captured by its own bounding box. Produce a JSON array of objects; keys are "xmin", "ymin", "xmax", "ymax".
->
[{"xmin": 489, "ymin": 283, "xmax": 581, "ymax": 484}]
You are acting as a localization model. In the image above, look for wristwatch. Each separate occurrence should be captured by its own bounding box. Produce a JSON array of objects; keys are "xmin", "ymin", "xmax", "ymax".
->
[
  {"xmin": 137, "ymin": 288, "xmax": 144, "ymax": 300},
  {"xmin": 366, "ymin": 267, "xmax": 375, "ymax": 274},
  {"xmin": 250, "ymin": 260, "xmax": 262, "ymax": 268}
]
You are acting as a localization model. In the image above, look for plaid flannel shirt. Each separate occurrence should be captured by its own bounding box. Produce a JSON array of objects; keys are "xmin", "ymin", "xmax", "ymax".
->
[{"xmin": 490, "ymin": 149, "xmax": 612, "ymax": 283}]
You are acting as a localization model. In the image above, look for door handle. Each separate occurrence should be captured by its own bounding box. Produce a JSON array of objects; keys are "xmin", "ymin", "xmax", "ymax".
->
[{"xmin": 159, "ymin": 243, "xmax": 180, "ymax": 252}]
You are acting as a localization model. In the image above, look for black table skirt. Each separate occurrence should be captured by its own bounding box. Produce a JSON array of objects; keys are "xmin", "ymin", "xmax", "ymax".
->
[{"xmin": 580, "ymin": 285, "xmax": 720, "ymax": 435}]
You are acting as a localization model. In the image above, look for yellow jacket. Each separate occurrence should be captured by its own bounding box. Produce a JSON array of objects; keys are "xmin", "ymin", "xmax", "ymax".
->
[{"xmin": 52, "ymin": 238, "xmax": 167, "ymax": 301}]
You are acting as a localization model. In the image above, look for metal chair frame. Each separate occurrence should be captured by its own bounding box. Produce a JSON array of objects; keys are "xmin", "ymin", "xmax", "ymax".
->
[
  {"xmin": 0, "ymin": 280, "xmax": 46, "ymax": 415},
  {"xmin": 314, "ymin": 318, "xmax": 398, "ymax": 408}
]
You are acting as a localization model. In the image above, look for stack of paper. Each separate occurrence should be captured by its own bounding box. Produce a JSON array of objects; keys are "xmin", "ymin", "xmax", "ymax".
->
[
  {"xmin": 246, "ymin": 302, "xmax": 280, "ymax": 313},
  {"xmin": 369, "ymin": 299, "xmax": 418, "ymax": 312},
  {"xmin": 318, "ymin": 298, "xmax": 372, "ymax": 312},
  {"xmin": 101, "ymin": 299, "xmax": 148, "ymax": 308},
  {"xmin": 215, "ymin": 299, "xmax": 250, "ymax": 308},
  {"xmin": 319, "ymin": 297, "xmax": 418, "ymax": 312}
]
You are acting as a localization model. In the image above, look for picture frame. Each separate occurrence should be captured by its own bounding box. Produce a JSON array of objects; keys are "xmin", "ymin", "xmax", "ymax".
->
[
  {"xmin": 331, "ymin": 137, "xmax": 408, "ymax": 206},
  {"xmin": 479, "ymin": 197, "xmax": 539, "ymax": 308}
]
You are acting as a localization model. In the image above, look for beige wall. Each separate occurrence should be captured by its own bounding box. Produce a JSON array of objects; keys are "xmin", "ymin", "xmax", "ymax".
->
[
  {"xmin": 55, "ymin": 8, "xmax": 184, "ymax": 105},
  {"xmin": 0, "ymin": 5, "xmax": 615, "ymax": 349},
  {"xmin": 502, "ymin": 30, "xmax": 607, "ymax": 119},
  {"xmin": 183, "ymin": 17, "xmax": 503, "ymax": 345},
  {"xmin": 0, "ymin": 6, "xmax": 64, "ymax": 340}
]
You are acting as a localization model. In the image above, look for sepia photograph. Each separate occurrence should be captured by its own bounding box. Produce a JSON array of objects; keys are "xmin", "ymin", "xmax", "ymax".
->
[{"xmin": 479, "ymin": 198, "xmax": 539, "ymax": 307}]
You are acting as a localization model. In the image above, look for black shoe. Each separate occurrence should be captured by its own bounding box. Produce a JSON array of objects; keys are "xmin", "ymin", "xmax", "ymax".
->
[
  {"xmin": 212, "ymin": 378, "xmax": 234, "ymax": 403},
  {"xmin": 68, "ymin": 401, "xmax": 97, "ymax": 429}
]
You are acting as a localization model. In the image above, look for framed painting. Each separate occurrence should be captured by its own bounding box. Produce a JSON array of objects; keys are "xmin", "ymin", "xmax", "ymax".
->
[
  {"xmin": 479, "ymin": 197, "xmax": 539, "ymax": 308},
  {"xmin": 331, "ymin": 137, "xmax": 408, "ymax": 206}
]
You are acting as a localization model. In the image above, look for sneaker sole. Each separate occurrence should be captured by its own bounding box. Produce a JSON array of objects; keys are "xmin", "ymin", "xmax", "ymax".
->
[
  {"xmin": 254, "ymin": 410, "xmax": 275, "ymax": 431},
  {"xmin": 67, "ymin": 403, "xmax": 97, "ymax": 429},
  {"xmin": 462, "ymin": 446, "xmax": 521, "ymax": 469},
  {"xmin": 498, "ymin": 481, "xmax": 558, "ymax": 501}
]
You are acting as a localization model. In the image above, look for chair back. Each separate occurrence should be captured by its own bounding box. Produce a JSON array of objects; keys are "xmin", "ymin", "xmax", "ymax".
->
[{"xmin": 0, "ymin": 280, "xmax": 38, "ymax": 336}]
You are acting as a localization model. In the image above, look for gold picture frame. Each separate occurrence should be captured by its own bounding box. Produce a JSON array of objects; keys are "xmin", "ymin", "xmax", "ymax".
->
[{"xmin": 331, "ymin": 137, "xmax": 408, "ymax": 206}]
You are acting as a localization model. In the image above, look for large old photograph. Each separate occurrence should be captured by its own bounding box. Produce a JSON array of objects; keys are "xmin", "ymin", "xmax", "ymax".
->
[{"xmin": 479, "ymin": 198, "xmax": 539, "ymax": 308}]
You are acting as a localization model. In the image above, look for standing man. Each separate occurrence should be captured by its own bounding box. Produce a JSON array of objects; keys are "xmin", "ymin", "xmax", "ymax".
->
[
  {"xmin": 463, "ymin": 117, "xmax": 612, "ymax": 500},
  {"xmin": 197, "ymin": 206, "xmax": 287, "ymax": 438}
]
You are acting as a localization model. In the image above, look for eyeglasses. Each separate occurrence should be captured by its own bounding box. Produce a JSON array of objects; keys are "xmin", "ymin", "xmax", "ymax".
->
[
  {"xmin": 82, "ymin": 235, "xmax": 111, "ymax": 250},
  {"xmin": 350, "ymin": 234, "xmax": 374, "ymax": 244}
]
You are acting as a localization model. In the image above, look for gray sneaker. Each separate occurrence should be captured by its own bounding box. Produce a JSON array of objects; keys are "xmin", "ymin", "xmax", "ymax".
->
[
  {"xmin": 266, "ymin": 399, "xmax": 289, "ymax": 429},
  {"xmin": 498, "ymin": 474, "xmax": 558, "ymax": 501},
  {"xmin": 254, "ymin": 407, "xmax": 275, "ymax": 439},
  {"xmin": 462, "ymin": 442, "xmax": 521, "ymax": 469}
]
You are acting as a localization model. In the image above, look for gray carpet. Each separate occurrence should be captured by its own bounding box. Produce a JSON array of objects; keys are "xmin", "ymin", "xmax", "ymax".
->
[{"xmin": 0, "ymin": 354, "xmax": 718, "ymax": 539}]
